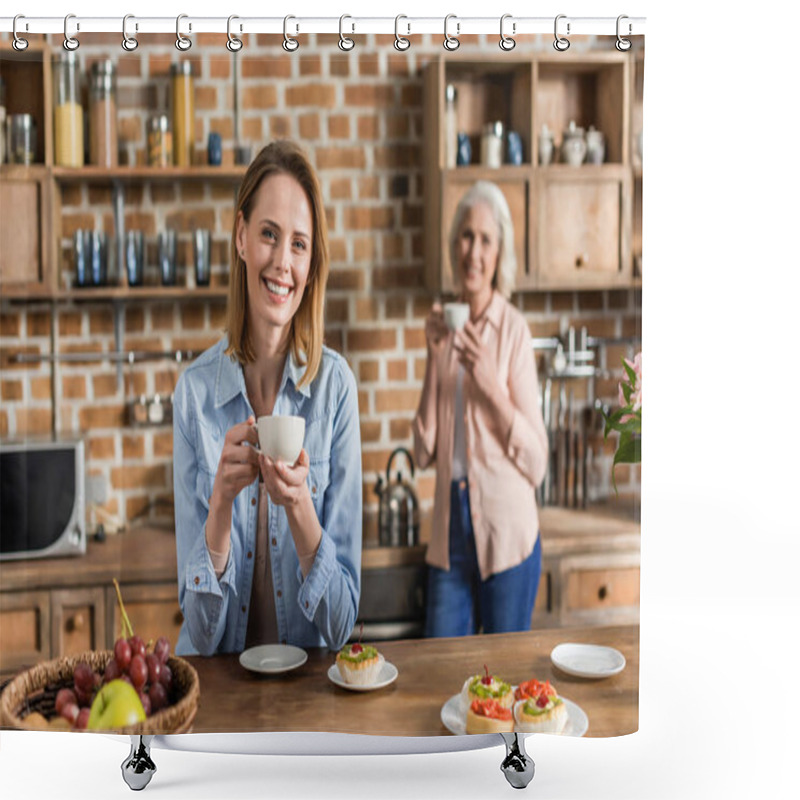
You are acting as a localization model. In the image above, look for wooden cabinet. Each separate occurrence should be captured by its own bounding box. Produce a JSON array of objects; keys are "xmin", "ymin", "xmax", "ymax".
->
[
  {"xmin": 0, "ymin": 590, "xmax": 51, "ymax": 675},
  {"xmin": 423, "ymin": 52, "xmax": 640, "ymax": 293},
  {"xmin": 105, "ymin": 582, "xmax": 183, "ymax": 648},
  {"xmin": 51, "ymin": 587, "xmax": 106, "ymax": 657}
]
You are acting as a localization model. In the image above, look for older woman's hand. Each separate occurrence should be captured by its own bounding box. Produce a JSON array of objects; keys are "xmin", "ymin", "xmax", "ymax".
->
[
  {"xmin": 455, "ymin": 321, "xmax": 500, "ymax": 401},
  {"xmin": 425, "ymin": 301, "xmax": 449, "ymax": 357},
  {"xmin": 259, "ymin": 448, "xmax": 311, "ymax": 507}
]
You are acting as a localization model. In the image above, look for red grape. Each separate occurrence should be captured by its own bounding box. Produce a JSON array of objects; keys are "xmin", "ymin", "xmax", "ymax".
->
[
  {"xmin": 61, "ymin": 702, "xmax": 80, "ymax": 725},
  {"xmin": 104, "ymin": 658, "xmax": 121, "ymax": 682},
  {"xmin": 75, "ymin": 707, "xmax": 91, "ymax": 730},
  {"xmin": 139, "ymin": 691, "xmax": 152, "ymax": 717},
  {"xmin": 148, "ymin": 682, "xmax": 168, "ymax": 712},
  {"xmin": 159, "ymin": 663, "xmax": 172, "ymax": 692},
  {"xmin": 118, "ymin": 673, "xmax": 133, "ymax": 686},
  {"xmin": 73, "ymin": 662, "xmax": 94, "ymax": 694},
  {"xmin": 114, "ymin": 637, "xmax": 132, "ymax": 671},
  {"xmin": 145, "ymin": 653, "xmax": 161, "ymax": 685},
  {"xmin": 128, "ymin": 635, "xmax": 146, "ymax": 659},
  {"xmin": 75, "ymin": 687, "xmax": 93, "ymax": 708},
  {"xmin": 55, "ymin": 688, "xmax": 77, "ymax": 716},
  {"xmin": 154, "ymin": 636, "xmax": 170, "ymax": 664},
  {"xmin": 129, "ymin": 654, "xmax": 147, "ymax": 690}
]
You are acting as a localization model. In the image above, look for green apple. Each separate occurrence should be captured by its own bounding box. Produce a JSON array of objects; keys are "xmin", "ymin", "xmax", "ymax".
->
[{"xmin": 87, "ymin": 679, "xmax": 146, "ymax": 730}]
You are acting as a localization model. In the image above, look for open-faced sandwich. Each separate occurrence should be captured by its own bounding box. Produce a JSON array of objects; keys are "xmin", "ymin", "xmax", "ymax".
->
[
  {"xmin": 460, "ymin": 665, "xmax": 513, "ymax": 713},
  {"xmin": 513, "ymin": 678, "xmax": 568, "ymax": 734},
  {"xmin": 335, "ymin": 642, "xmax": 384, "ymax": 686},
  {"xmin": 466, "ymin": 698, "xmax": 515, "ymax": 734}
]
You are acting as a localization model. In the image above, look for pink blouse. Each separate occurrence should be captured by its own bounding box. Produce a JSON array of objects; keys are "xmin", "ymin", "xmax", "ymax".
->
[{"xmin": 413, "ymin": 291, "xmax": 548, "ymax": 580}]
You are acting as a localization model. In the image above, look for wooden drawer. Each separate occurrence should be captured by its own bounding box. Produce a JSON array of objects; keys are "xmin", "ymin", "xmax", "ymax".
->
[
  {"xmin": 106, "ymin": 582, "xmax": 183, "ymax": 648},
  {"xmin": 0, "ymin": 590, "xmax": 50, "ymax": 675},
  {"xmin": 51, "ymin": 587, "xmax": 106, "ymax": 657}
]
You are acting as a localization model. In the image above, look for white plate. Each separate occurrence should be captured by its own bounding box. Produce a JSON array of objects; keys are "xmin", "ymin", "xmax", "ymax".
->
[
  {"xmin": 327, "ymin": 661, "xmax": 399, "ymax": 692},
  {"xmin": 239, "ymin": 644, "xmax": 308, "ymax": 674},
  {"xmin": 550, "ymin": 643, "xmax": 626, "ymax": 679},
  {"xmin": 440, "ymin": 693, "xmax": 588, "ymax": 737}
]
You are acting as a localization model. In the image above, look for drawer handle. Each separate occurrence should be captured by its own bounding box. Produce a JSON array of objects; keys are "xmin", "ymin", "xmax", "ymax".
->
[
  {"xmin": 597, "ymin": 585, "xmax": 609, "ymax": 601},
  {"xmin": 575, "ymin": 253, "xmax": 588, "ymax": 269},
  {"xmin": 67, "ymin": 612, "xmax": 85, "ymax": 632}
]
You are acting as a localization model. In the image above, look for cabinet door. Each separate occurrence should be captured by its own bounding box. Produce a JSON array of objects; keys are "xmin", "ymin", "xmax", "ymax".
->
[
  {"xmin": 536, "ymin": 167, "xmax": 632, "ymax": 289},
  {"xmin": 51, "ymin": 587, "xmax": 106, "ymax": 657},
  {"xmin": 0, "ymin": 590, "xmax": 51, "ymax": 675},
  {"xmin": 106, "ymin": 583, "xmax": 183, "ymax": 649},
  {"xmin": 0, "ymin": 168, "xmax": 55, "ymax": 296}
]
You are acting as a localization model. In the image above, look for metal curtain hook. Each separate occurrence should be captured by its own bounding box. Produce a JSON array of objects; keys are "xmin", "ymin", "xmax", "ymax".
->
[
  {"xmin": 443, "ymin": 14, "xmax": 460, "ymax": 51},
  {"xmin": 63, "ymin": 13, "xmax": 79, "ymax": 51},
  {"xmin": 176, "ymin": 14, "xmax": 192, "ymax": 51},
  {"xmin": 394, "ymin": 15, "xmax": 410, "ymax": 51},
  {"xmin": 616, "ymin": 15, "xmax": 632, "ymax": 51},
  {"xmin": 227, "ymin": 15, "xmax": 243, "ymax": 52},
  {"xmin": 553, "ymin": 14, "xmax": 570, "ymax": 52},
  {"xmin": 12, "ymin": 15, "xmax": 29, "ymax": 51},
  {"xmin": 499, "ymin": 14, "xmax": 516, "ymax": 51},
  {"xmin": 122, "ymin": 14, "xmax": 139, "ymax": 52},
  {"xmin": 339, "ymin": 15, "xmax": 355, "ymax": 51},
  {"xmin": 283, "ymin": 15, "xmax": 299, "ymax": 52}
]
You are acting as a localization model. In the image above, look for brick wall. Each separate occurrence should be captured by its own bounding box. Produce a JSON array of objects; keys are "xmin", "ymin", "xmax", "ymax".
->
[{"xmin": 0, "ymin": 33, "xmax": 642, "ymax": 543}]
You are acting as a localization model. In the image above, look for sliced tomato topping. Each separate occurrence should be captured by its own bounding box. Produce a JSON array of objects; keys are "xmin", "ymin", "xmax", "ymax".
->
[{"xmin": 470, "ymin": 698, "xmax": 512, "ymax": 720}]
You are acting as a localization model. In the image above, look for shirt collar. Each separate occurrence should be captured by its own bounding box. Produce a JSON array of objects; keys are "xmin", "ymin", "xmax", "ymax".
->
[
  {"xmin": 479, "ymin": 290, "xmax": 504, "ymax": 330},
  {"xmin": 214, "ymin": 337, "xmax": 311, "ymax": 409}
]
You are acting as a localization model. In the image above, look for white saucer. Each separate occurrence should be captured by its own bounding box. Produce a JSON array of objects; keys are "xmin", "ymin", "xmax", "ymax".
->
[
  {"xmin": 239, "ymin": 644, "xmax": 308, "ymax": 674},
  {"xmin": 550, "ymin": 643, "xmax": 626, "ymax": 679},
  {"xmin": 440, "ymin": 693, "xmax": 588, "ymax": 737},
  {"xmin": 327, "ymin": 661, "xmax": 398, "ymax": 692}
]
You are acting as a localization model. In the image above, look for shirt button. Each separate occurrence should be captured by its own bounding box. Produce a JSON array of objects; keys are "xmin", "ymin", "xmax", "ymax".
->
[
  {"xmin": 247, "ymin": 551, "xmax": 253, "ymax": 559},
  {"xmin": 194, "ymin": 576, "xmax": 200, "ymax": 585},
  {"xmin": 276, "ymin": 590, "xmax": 282, "ymax": 599},
  {"xmin": 271, "ymin": 537, "xmax": 277, "ymax": 547},
  {"xmin": 311, "ymin": 485, "xmax": 317, "ymax": 495},
  {"xmin": 241, "ymin": 605, "xmax": 246, "ymax": 613},
  {"xmin": 251, "ymin": 497, "xmax": 256, "ymax": 506},
  {"xmin": 305, "ymin": 600, "xmax": 309, "ymax": 609}
]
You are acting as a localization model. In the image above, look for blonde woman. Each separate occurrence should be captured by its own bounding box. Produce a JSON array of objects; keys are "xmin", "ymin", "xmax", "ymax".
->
[
  {"xmin": 414, "ymin": 180, "xmax": 548, "ymax": 637},
  {"xmin": 173, "ymin": 141, "xmax": 361, "ymax": 656}
]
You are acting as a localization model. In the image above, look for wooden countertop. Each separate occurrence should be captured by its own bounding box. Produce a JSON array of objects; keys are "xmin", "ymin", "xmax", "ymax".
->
[
  {"xmin": 184, "ymin": 624, "xmax": 638, "ymax": 738},
  {"xmin": 0, "ymin": 507, "xmax": 639, "ymax": 593}
]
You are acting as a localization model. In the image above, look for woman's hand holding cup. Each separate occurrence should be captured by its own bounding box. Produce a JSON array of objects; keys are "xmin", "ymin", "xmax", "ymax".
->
[
  {"xmin": 259, "ymin": 448, "xmax": 310, "ymax": 507},
  {"xmin": 212, "ymin": 415, "xmax": 260, "ymax": 508}
]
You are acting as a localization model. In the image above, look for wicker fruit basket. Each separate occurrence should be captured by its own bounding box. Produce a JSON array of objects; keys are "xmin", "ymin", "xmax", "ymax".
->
[{"xmin": 0, "ymin": 649, "xmax": 199, "ymax": 734}]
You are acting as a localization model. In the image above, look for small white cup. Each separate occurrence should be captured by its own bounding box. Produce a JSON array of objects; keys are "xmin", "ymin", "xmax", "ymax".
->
[
  {"xmin": 256, "ymin": 415, "xmax": 305, "ymax": 464},
  {"xmin": 443, "ymin": 302, "xmax": 470, "ymax": 332}
]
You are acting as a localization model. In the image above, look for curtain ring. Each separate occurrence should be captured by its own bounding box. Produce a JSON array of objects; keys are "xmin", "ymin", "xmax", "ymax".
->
[
  {"xmin": 227, "ymin": 15, "xmax": 243, "ymax": 52},
  {"xmin": 176, "ymin": 14, "xmax": 192, "ymax": 51},
  {"xmin": 394, "ymin": 15, "xmax": 410, "ymax": 51},
  {"xmin": 63, "ymin": 13, "xmax": 80, "ymax": 51},
  {"xmin": 553, "ymin": 14, "xmax": 570, "ymax": 52},
  {"xmin": 615, "ymin": 15, "xmax": 632, "ymax": 51},
  {"xmin": 338, "ymin": 15, "xmax": 355, "ymax": 51},
  {"xmin": 443, "ymin": 14, "xmax": 460, "ymax": 52},
  {"xmin": 499, "ymin": 14, "xmax": 516, "ymax": 51},
  {"xmin": 283, "ymin": 15, "xmax": 299, "ymax": 52},
  {"xmin": 122, "ymin": 14, "xmax": 139, "ymax": 52},
  {"xmin": 12, "ymin": 15, "xmax": 29, "ymax": 51}
]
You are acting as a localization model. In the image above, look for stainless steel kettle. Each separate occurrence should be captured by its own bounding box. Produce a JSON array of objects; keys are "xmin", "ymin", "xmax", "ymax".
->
[{"xmin": 374, "ymin": 447, "xmax": 420, "ymax": 547}]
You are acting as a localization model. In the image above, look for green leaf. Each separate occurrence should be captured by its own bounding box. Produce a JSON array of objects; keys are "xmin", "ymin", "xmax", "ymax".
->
[
  {"xmin": 613, "ymin": 436, "xmax": 641, "ymax": 466},
  {"xmin": 623, "ymin": 359, "xmax": 638, "ymax": 386}
]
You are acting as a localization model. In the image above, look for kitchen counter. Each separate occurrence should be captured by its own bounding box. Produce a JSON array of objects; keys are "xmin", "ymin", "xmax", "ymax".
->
[{"xmin": 183, "ymin": 624, "xmax": 638, "ymax": 738}]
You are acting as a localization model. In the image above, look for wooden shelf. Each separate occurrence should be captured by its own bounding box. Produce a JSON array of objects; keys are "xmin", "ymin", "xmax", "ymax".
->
[
  {"xmin": 51, "ymin": 166, "xmax": 246, "ymax": 183},
  {"xmin": 56, "ymin": 286, "xmax": 228, "ymax": 302}
]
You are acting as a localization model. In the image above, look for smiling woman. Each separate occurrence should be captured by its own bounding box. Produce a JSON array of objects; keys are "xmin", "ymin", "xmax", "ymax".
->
[{"xmin": 171, "ymin": 140, "xmax": 362, "ymax": 658}]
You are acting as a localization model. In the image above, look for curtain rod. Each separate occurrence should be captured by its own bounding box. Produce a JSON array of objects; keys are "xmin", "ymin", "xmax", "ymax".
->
[{"xmin": 1, "ymin": 16, "xmax": 646, "ymax": 37}]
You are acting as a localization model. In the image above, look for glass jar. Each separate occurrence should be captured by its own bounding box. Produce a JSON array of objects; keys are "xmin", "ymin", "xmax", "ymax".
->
[
  {"xmin": 170, "ymin": 62, "xmax": 195, "ymax": 167},
  {"xmin": 147, "ymin": 114, "xmax": 173, "ymax": 167},
  {"xmin": 53, "ymin": 51, "xmax": 84, "ymax": 167},
  {"xmin": 8, "ymin": 114, "xmax": 36, "ymax": 165},
  {"xmin": 89, "ymin": 60, "xmax": 118, "ymax": 167},
  {"xmin": 444, "ymin": 84, "xmax": 458, "ymax": 169},
  {"xmin": 481, "ymin": 121, "xmax": 504, "ymax": 168}
]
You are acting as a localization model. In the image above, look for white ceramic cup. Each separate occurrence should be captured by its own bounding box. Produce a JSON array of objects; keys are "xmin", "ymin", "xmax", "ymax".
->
[
  {"xmin": 256, "ymin": 415, "xmax": 305, "ymax": 464},
  {"xmin": 443, "ymin": 302, "xmax": 470, "ymax": 331}
]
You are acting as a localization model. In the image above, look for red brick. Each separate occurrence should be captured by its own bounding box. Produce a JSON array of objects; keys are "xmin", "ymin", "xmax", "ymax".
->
[
  {"xmin": 299, "ymin": 55, "xmax": 322, "ymax": 76},
  {"xmin": 329, "ymin": 54, "xmax": 351, "ymax": 77},
  {"xmin": 91, "ymin": 436, "xmax": 117, "ymax": 460},
  {"xmin": 355, "ymin": 298, "xmax": 379, "ymax": 321},
  {"xmin": 79, "ymin": 405, "xmax": 126, "ymax": 430},
  {"xmin": 153, "ymin": 432, "xmax": 173, "ymax": 457},
  {"xmin": 358, "ymin": 55, "xmax": 380, "ymax": 76},
  {"xmin": 390, "ymin": 418, "xmax": 412, "ymax": 440},
  {"xmin": 58, "ymin": 312, "xmax": 83, "ymax": 337},
  {"xmin": 403, "ymin": 327, "xmax": 427, "ymax": 350},
  {"xmin": 357, "ymin": 115, "xmax": 380, "ymax": 141},
  {"xmin": 93, "ymin": 374, "xmax": 118, "ymax": 399},
  {"xmin": 243, "ymin": 85, "xmax": 278, "ymax": 109},
  {"xmin": 26, "ymin": 311, "xmax": 51, "ymax": 337},
  {"xmin": 359, "ymin": 360, "xmax": 379, "ymax": 382},
  {"xmin": 0, "ymin": 313, "xmax": 21, "ymax": 337},
  {"xmin": 328, "ymin": 115, "xmax": 350, "ymax": 139},
  {"xmin": 31, "ymin": 377, "xmax": 50, "ymax": 400},
  {"xmin": 347, "ymin": 328, "xmax": 396, "ymax": 352},
  {"xmin": 329, "ymin": 178, "xmax": 351, "ymax": 200},
  {"xmin": 316, "ymin": 147, "xmax": 367, "ymax": 170},
  {"xmin": 344, "ymin": 85, "xmax": 395, "ymax": 107},
  {"xmin": 298, "ymin": 113, "xmax": 320, "ymax": 140},
  {"xmin": 16, "ymin": 408, "xmax": 52, "ymax": 436},
  {"xmin": 344, "ymin": 206, "xmax": 394, "ymax": 231},
  {"xmin": 242, "ymin": 58, "xmax": 292, "ymax": 79},
  {"xmin": 327, "ymin": 268, "xmax": 364, "ymax": 291},
  {"xmin": 270, "ymin": 115, "xmax": 293, "ymax": 138},
  {"xmin": 387, "ymin": 359, "xmax": 408, "ymax": 381},
  {"xmin": 285, "ymin": 85, "xmax": 336, "ymax": 108},
  {"xmin": 360, "ymin": 421, "xmax": 382, "ymax": 443},
  {"xmin": 372, "ymin": 265, "xmax": 424, "ymax": 290},
  {"xmin": 1, "ymin": 380, "xmax": 23, "ymax": 400},
  {"xmin": 110, "ymin": 465, "xmax": 167, "ymax": 491}
]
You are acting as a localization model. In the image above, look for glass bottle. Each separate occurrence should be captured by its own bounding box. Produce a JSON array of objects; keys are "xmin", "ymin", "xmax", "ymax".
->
[
  {"xmin": 444, "ymin": 84, "xmax": 458, "ymax": 169},
  {"xmin": 89, "ymin": 60, "xmax": 118, "ymax": 167},
  {"xmin": 170, "ymin": 62, "xmax": 195, "ymax": 168},
  {"xmin": 53, "ymin": 51, "xmax": 84, "ymax": 167},
  {"xmin": 147, "ymin": 114, "xmax": 173, "ymax": 167},
  {"xmin": 481, "ymin": 121, "xmax": 504, "ymax": 168}
]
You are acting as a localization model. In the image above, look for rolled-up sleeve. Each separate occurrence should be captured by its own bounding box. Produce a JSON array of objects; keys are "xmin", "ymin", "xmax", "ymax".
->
[
  {"xmin": 505, "ymin": 323, "xmax": 549, "ymax": 488},
  {"xmin": 173, "ymin": 375, "xmax": 237, "ymax": 656},
  {"xmin": 413, "ymin": 354, "xmax": 439, "ymax": 470},
  {"xmin": 295, "ymin": 362, "xmax": 362, "ymax": 651}
]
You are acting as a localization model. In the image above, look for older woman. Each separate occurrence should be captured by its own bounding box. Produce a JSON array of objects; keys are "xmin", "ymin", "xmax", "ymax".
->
[
  {"xmin": 173, "ymin": 140, "xmax": 362, "ymax": 656},
  {"xmin": 414, "ymin": 180, "xmax": 548, "ymax": 637}
]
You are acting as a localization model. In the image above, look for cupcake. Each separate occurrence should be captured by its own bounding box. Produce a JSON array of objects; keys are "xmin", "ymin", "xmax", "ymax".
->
[
  {"xmin": 335, "ymin": 642, "xmax": 383, "ymax": 686},
  {"xmin": 460, "ymin": 666, "xmax": 513, "ymax": 713},
  {"xmin": 513, "ymin": 679, "xmax": 568, "ymax": 734},
  {"xmin": 466, "ymin": 698, "xmax": 515, "ymax": 734}
]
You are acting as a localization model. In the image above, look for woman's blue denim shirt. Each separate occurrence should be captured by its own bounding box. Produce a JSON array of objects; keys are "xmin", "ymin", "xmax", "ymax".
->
[{"xmin": 172, "ymin": 337, "xmax": 362, "ymax": 656}]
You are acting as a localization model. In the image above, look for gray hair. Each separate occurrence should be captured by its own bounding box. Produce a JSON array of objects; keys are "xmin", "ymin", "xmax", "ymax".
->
[{"xmin": 448, "ymin": 180, "xmax": 517, "ymax": 298}]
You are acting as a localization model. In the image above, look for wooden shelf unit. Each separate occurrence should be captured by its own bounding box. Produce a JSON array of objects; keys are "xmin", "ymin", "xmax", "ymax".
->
[{"xmin": 423, "ymin": 51, "xmax": 640, "ymax": 294}]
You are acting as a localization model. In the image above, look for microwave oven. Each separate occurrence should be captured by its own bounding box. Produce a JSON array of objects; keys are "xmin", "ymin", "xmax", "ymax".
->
[{"xmin": 0, "ymin": 439, "xmax": 86, "ymax": 561}]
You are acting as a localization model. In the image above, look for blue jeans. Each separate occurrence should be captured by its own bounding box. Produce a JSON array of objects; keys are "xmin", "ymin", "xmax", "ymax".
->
[{"xmin": 425, "ymin": 479, "xmax": 542, "ymax": 638}]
